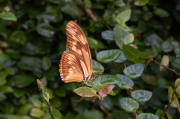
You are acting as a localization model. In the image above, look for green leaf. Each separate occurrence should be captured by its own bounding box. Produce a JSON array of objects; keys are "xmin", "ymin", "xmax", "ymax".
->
[
  {"xmin": 31, "ymin": 98, "xmax": 42, "ymax": 108},
  {"xmin": 87, "ymin": 37, "xmax": 98, "ymax": 49},
  {"xmin": 96, "ymin": 50, "xmax": 121, "ymax": 63},
  {"xmin": 136, "ymin": 113, "xmax": 159, "ymax": 119},
  {"xmin": 120, "ymin": 97, "xmax": 139, "ymax": 113},
  {"xmin": 8, "ymin": 31, "xmax": 27, "ymax": 46},
  {"xmin": 160, "ymin": 55, "xmax": 169, "ymax": 70},
  {"xmin": 123, "ymin": 64, "xmax": 145, "ymax": 79},
  {"xmin": 113, "ymin": 110, "xmax": 129, "ymax": 119},
  {"xmin": 123, "ymin": 45, "xmax": 139, "ymax": 62},
  {"xmin": 145, "ymin": 34, "xmax": 163, "ymax": 53},
  {"xmin": 17, "ymin": 104, "xmax": 31, "ymax": 116},
  {"xmin": 156, "ymin": 109, "xmax": 162, "ymax": 117},
  {"xmin": 116, "ymin": 74, "xmax": 134, "ymax": 89},
  {"xmin": 113, "ymin": 51, "xmax": 127, "ymax": 63},
  {"xmin": 43, "ymin": 91, "xmax": 50, "ymax": 103},
  {"xmin": 17, "ymin": 56, "xmax": 42, "ymax": 71},
  {"xmin": 0, "ymin": 11, "xmax": 17, "ymax": 21},
  {"xmin": 76, "ymin": 109, "xmax": 103, "ymax": 119},
  {"xmin": 37, "ymin": 23, "xmax": 54, "ymax": 38},
  {"xmin": 92, "ymin": 60, "xmax": 104, "ymax": 74},
  {"xmin": 51, "ymin": 106, "xmax": 62, "ymax": 119},
  {"xmin": 101, "ymin": 30, "xmax": 114, "ymax": 40},
  {"xmin": 42, "ymin": 56, "xmax": 51, "ymax": 71},
  {"xmin": 0, "ymin": 53, "xmax": 10, "ymax": 62},
  {"xmin": 12, "ymin": 74, "xmax": 35, "ymax": 88},
  {"xmin": 141, "ymin": 74, "xmax": 156, "ymax": 86},
  {"xmin": 60, "ymin": 2, "xmax": 79, "ymax": 18},
  {"xmin": 172, "ymin": 59, "xmax": 180, "ymax": 69},
  {"xmin": 96, "ymin": 74, "xmax": 122, "ymax": 85},
  {"xmin": 166, "ymin": 113, "xmax": 173, "ymax": 119},
  {"xmin": 162, "ymin": 41, "xmax": 173, "ymax": 53},
  {"xmin": 112, "ymin": 5, "xmax": 131, "ymax": 23},
  {"xmin": 5, "ymin": 67, "xmax": 15, "ymax": 75},
  {"xmin": 74, "ymin": 87, "xmax": 96, "ymax": 97},
  {"xmin": 114, "ymin": 25, "xmax": 130, "ymax": 49},
  {"xmin": 131, "ymin": 90, "xmax": 152, "ymax": 102},
  {"xmin": 42, "ymin": 10, "xmax": 63, "ymax": 23},
  {"xmin": 134, "ymin": 0, "xmax": 150, "ymax": 6},
  {"xmin": 154, "ymin": 8, "xmax": 169, "ymax": 18},
  {"xmin": 13, "ymin": 88, "xmax": 25, "ymax": 98},
  {"xmin": 136, "ymin": 52, "xmax": 149, "ymax": 63},
  {"xmin": 0, "ymin": 93, "xmax": 6, "ymax": 101},
  {"xmin": 0, "ymin": 85, "xmax": 13, "ymax": 93},
  {"xmin": 123, "ymin": 33, "xmax": 134, "ymax": 45},
  {"xmin": 30, "ymin": 108, "xmax": 45, "ymax": 118},
  {"xmin": 174, "ymin": 47, "xmax": 180, "ymax": 58}
]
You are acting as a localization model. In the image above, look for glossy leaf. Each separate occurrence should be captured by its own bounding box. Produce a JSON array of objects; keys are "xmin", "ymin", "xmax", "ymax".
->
[
  {"xmin": 17, "ymin": 56, "xmax": 42, "ymax": 71},
  {"xmin": 42, "ymin": 56, "xmax": 51, "ymax": 71},
  {"xmin": 136, "ymin": 113, "xmax": 159, "ymax": 119},
  {"xmin": 113, "ymin": 51, "xmax": 127, "ymax": 63},
  {"xmin": 30, "ymin": 108, "xmax": 45, "ymax": 118},
  {"xmin": 134, "ymin": 0, "xmax": 150, "ymax": 6},
  {"xmin": 0, "ymin": 11, "xmax": 17, "ymax": 21},
  {"xmin": 145, "ymin": 34, "xmax": 163, "ymax": 53},
  {"xmin": 114, "ymin": 25, "xmax": 130, "ymax": 49},
  {"xmin": 101, "ymin": 30, "xmax": 114, "ymax": 40},
  {"xmin": 92, "ymin": 60, "xmax": 104, "ymax": 74},
  {"xmin": 95, "ymin": 74, "xmax": 122, "ymax": 85},
  {"xmin": 123, "ymin": 33, "xmax": 134, "ymax": 45},
  {"xmin": 174, "ymin": 47, "xmax": 180, "ymax": 58},
  {"xmin": 37, "ymin": 23, "xmax": 54, "ymax": 38},
  {"xmin": 123, "ymin": 45, "xmax": 139, "ymax": 62},
  {"xmin": 87, "ymin": 37, "xmax": 98, "ymax": 49},
  {"xmin": 162, "ymin": 41, "xmax": 173, "ymax": 53},
  {"xmin": 112, "ymin": 5, "xmax": 131, "ymax": 23},
  {"xmin": 160, "ymin": 55, "xmax": 169, "ymax": 70},
  {"xmin": 74, "ymin": 87, "xmax": 96, "ymax": 97},
  {"xmin": 60, "ymin": 2, "xmax": 79, "ymax": 18},
  {"xmin": 96, "ymin": 50, "xmax": 121, "ymax": 63},
  {"xmin": 120, "ymin": 97, "xmax": 139, "ymax": 113},
  {"xmin": 123, "ymin": 64, "xmax": 145, "ymax": 79},
  {"xmin": 131, "ymin": 90, "xmax": 152, "ymax": 102},
  {"xmin": 154, "ymin": 8, "xmax": 169, "ymax": 18},
  {"xmin": 166, "ymin": 113, "xmax": 173, "ymax": 119},
  {"xmin": 13, "ymin": 74, "xmax": 35, "ymax": 88},
  {"xmin": 8, "ymin": 31, "xmax": 27, "ymax": 46},
  {"xmin": 136, "ymin": 52, "xmax": 149, "ymax": 63},
  {"xmin": 116, "ymin": 74, "xmax": 134, "ymax": 89},
  {"xmin": 51, "ymin": 106, "xmax": 62, "ymax": 119}
]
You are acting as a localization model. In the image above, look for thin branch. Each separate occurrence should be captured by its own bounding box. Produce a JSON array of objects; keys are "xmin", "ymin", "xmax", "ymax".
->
[
  {"xmin": 97, "ymin": 102, "xmax": 112, "ymax": 116},
  {"xmin": 159, "ymin": 88, "xmax": 176, "ymax": 119},
  {"xmin": 44, "ymin": 99, "xmax": 54, "ymax": 119},
  {"xmin": 138, "ymin": 57, "xmax": 180, "ymax": 77}
]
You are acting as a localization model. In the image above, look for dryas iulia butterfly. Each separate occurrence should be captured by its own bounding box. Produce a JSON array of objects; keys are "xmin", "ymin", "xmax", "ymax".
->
[{"xmin": 59, "ymin": 21, "xmax": 96, "ymax": 83}]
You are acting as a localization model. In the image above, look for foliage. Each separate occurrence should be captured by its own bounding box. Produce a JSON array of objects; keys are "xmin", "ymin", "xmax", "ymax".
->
[{"xmin": 0, "ymin": 0, "xmax": 180, "ymax": 119}]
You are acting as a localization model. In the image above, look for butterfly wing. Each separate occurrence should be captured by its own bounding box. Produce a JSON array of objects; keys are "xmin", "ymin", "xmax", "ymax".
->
[
  {"xmin": 60, "ymin": 51, "xmax": 85, "ymax": 83},
  {"xmin": 65, "ymin": 21, "xmax": 92, "ymax": 78},
  {"xmin": 59, "ymin": 21, "xmax": 93, "ymax": 83}
]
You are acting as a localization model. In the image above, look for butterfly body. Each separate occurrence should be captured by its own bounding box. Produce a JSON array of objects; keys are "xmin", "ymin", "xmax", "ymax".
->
[{"xmin": 59, "ymin": 21, "xmax": 93, "ymax": 83}]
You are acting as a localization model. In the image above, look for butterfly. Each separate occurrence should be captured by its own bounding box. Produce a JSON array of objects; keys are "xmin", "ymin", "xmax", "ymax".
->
[{"xmin": 59, "ymin": 21, "xmax": 96, "ymax": 83}]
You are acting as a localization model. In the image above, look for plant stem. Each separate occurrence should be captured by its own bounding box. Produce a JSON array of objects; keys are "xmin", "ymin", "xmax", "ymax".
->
[
  {"xmin": 159, "ymin": 88, "xmax": 176, "ymax": 119},
  {"xmin": 45, "ymin": 100, "xmax": 54, "ymax": 119},
  {"xmin": 138, "ymin": 57, "xmax": 180, "ymax": 77}
]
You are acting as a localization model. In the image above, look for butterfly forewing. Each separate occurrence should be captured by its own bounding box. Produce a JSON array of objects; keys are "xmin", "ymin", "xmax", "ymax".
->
[{"xmin": 59, "ymin": 21, "xmax": 93, "ymax": 83}]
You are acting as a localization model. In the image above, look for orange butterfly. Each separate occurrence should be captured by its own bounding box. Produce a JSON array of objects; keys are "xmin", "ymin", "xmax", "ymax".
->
[{"xmin": 59, "ymin": 21, "xmax": 96, "ymax": 83}]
